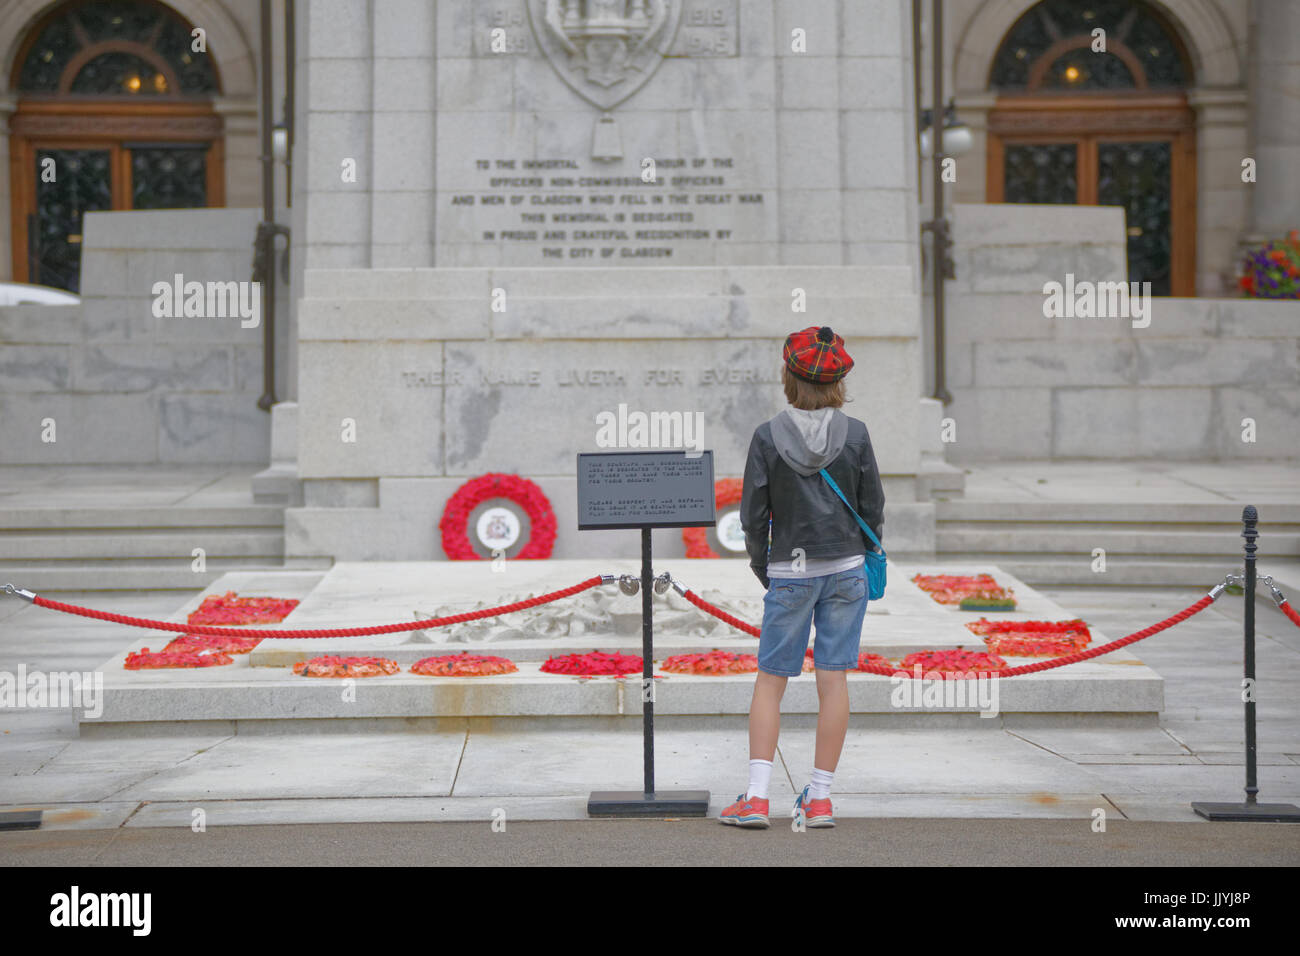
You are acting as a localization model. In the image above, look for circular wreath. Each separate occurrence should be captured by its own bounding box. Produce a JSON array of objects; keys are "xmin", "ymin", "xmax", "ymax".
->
[
  {"xmin": 440, "ymin": 473, "xmax": 557, "ymax": 561},
  {"xmin": 292, "ymin": 655, "xmax": 400, "ymax": 678},
  {"xmin": 661, "ymin": 650, "xmax": 758, "ymax": 675},
  {"xmin": 539, "ymin": 651, "xmax": 643, "ymax": 677},
  {"xmin": 683, "ymin": 478, "xmax": 744, "ymax": 558},
  {"xmin": 125, "ymin": 647, "xmax": 233, "ymax": 669},
  {"xmin": 412, "ymin": 653, "xmax": 518, "ymax": 677}
]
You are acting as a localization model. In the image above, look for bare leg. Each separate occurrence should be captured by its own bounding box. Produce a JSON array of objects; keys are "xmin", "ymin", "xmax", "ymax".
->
[
  {"xmin": 748, "ymin": 671, "xmax": 788, "ymax": 761},
  {"xmin": 813, "ymin": 669, "xmax": 849, "ymax": 771}
]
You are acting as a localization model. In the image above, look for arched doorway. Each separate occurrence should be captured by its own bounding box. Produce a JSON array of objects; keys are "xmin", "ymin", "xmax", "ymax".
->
[
  {"xmin": 985, "ymin": 0, "xmax": 1196, "ymax": 296},
  {"xmin": 8, "ymin": 0, "xmax": 222, "ymax": 292}
]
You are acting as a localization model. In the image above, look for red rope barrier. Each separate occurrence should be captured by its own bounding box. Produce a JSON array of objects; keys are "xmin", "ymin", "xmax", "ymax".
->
[
  {"xmin": 28, "ymin": 576, "xmax": 605, "ymax": 639},
  {"xmin": 682, "ymin": 587, "xmax": 1216, "ymax": 679},
  {"xmin": 682, "ymin": 589, "xmax": 759, "ymax": 637},
  {"xmin": 1281, "ymin": 600, "xmax": 1300, "ymax": 628}
]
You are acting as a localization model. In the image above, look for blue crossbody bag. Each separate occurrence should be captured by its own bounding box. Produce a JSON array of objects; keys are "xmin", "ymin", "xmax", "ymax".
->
[{"xmin": 818, "ymin": 468, "xmax": 886, "ymax": 600}]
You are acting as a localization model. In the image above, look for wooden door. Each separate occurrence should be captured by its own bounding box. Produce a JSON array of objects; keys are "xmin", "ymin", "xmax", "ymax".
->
[{"xmin": 987, "ymin": 95, "xmax": 1196, "ymax": 297}]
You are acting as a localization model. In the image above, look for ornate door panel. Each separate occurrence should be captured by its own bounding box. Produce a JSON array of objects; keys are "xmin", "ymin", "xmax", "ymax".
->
[
  {"xmin": 31, "ymin": 147, "xmax": 113, "ymax": 292},
  {"xmin": 1002, "ymin": 142, "xmax": 1079, "ymax": 205},
  {"xmin": 1098, "ymin": 140, "xmax": 1173, "ymax": 296}
]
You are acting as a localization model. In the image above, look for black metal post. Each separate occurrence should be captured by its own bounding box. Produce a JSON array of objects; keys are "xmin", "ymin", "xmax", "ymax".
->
[
  {"xmin": 1242, "ymin": 505, "xmax": 1259, "ymax": 803},
  {"xmin": 256, "ymin": 0, "xmax": 278, "ymax": 412},
  {"xmin": 929, "ymin": 0, "xmax": 952, "ymax": 405},
  {"xmin": 912, "ymin": 0, "xmax": 922, "ymax": 192},
  {"xmin": 284, "ymin": 0, "xmax": 295, "ymax": 205},
  {"xmin": 1191, "ymin": 505, "xmax": 1300, "ymax": 822},
  {"xmin": 641, "ymin": 526, "xmax": 655, "ymax": 796}
]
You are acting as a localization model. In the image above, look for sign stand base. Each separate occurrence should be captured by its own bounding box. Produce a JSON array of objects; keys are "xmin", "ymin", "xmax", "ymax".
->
[
  {"xmin": 0, "ymin": 810, "xmax": 42, "ymax": 831},
  {"xmin": 1191, "ymin": 801, "xmax": 1300, "ymax": 823},
  {"xmin": 587, "ymin": 790, "xmax": 712, "ymax": 817}
]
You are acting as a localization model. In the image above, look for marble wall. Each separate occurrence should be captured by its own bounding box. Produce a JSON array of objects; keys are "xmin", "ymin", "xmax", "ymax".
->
[
  {"xmin": 943, "ymin": 203, "xmax": 1300, "ymax": 461},
  {"xmin": 0, "ymin": 208, "xmax": 275, "ymax": 464}
]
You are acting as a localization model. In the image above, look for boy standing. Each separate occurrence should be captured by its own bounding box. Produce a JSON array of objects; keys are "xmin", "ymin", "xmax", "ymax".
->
[{"xmin": 720, "ymin": 326, "xmax": 885, "ymax": 829}]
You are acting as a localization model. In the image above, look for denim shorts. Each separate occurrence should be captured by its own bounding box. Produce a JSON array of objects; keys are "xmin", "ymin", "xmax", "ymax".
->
[{"xmin": 757, "ymin": 565, "xmax": 869, "ymax": 677}]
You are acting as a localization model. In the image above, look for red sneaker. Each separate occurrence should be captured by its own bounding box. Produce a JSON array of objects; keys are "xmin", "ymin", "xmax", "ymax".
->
[
  {"xmin": 720, "ymin": 792, "xmax": 770, "ymax": 828},
  {"xmin": 795, "ymin": 785, "xmax": 835, "ymax": 828}
]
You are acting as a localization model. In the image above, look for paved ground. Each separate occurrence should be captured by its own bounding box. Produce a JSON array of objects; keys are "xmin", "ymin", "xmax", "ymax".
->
[
  {"xmin": 3, "ymin": 817, "xmax": 1297, "ymax": 867},
  {"xmin": 954, "ymin": 460, "xmax": 1300, "ymax": 504},
  {"xmin": 2, "ymin": 460, "xmax": 1298, "ymax": 867},
  {"xmin": 2, "ymin": 586, "xmax": 1298, "ymax": 833}
]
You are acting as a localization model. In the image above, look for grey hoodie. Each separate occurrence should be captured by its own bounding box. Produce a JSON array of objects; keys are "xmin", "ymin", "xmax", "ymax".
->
[{"xmin": 768, "ymin": 407, "xmax": 849, "ymax": 477}]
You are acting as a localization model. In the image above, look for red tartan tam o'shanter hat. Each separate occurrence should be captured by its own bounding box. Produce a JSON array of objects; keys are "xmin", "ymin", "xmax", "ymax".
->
[{"xmin": 783, "ymin": 326, "xmax": 854, "ymax": 383}]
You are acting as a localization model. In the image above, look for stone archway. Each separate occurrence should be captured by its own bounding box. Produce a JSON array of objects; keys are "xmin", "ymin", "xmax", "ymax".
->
[
  {"xmin": 0, "ymin": 0, "xmax": 255, "ymax": 96},
  {"xmin": 0, "ymin": 0, "xmax": 258, "ymax": 284},
  {"xmin": 951, "ymin": 0, "xmax": 1248, "ymax": 294},
  {"xmin": 953, "ymin": 0, "xmax": 1242, "ymax": 93}
]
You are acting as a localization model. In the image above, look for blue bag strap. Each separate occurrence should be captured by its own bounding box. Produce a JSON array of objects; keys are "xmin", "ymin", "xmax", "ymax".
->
[{"xmin": 819, "ymin": 468, "xmax": 885, "ymax": 556}]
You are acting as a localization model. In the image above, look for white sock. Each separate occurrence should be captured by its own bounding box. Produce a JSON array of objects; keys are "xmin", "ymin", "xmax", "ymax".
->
[
  {"xmin": 747, "ymin": 758, "xmax": 773, "ymax": 800},
  {"xmin": 809, "ymin": 767, "xmax": 834, "ymax": 800}
]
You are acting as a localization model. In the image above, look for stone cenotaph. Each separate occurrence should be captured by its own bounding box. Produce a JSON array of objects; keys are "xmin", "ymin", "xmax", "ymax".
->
[{"xmin": 287, "ymin": 0, "xmax": 931, "ymax": 564}]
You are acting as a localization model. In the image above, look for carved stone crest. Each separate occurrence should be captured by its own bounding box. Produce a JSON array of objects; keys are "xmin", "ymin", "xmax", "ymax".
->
[{"xmin": 528, "ymin": 0, "xmax": 683, "ymax": 112}]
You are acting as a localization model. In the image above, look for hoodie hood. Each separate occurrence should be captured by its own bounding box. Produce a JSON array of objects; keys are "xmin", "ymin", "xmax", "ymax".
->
[{"xmin": 769, "ymin": 407, "xmax": 849, "ymax": 476}]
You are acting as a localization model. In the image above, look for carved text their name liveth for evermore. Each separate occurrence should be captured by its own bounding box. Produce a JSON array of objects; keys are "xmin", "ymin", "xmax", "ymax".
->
[{"xmin": 399, "ymin": 368, "xmax": 784, "ymax": 388}]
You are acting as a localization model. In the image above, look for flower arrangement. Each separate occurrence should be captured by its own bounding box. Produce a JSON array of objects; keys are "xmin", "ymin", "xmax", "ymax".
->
[
  {"xmin": 661, "ymin": 650, "xmax": 758, "ymax": 675},
  {"xmin": 1238, "ymin": 230, "xmax": 1300, "ymax": 298},
  {"xmin": 965, "ymin": 617, "xmax": 1091, "ymax": 658},
  {"xmin": 899, "ymin": 649, "xmax": 1007, "ymax": 678},
  {"xmin": 439, "ymin": 473, "xmax": 557, "ymax": 560},
  {"xmin": 163, "ymin": 633, "xmax": 263, "ymax": 655},
  {"xmin": 911, "ymin": 573, "xmax": 1015, "ymax": 606},
  {"xmin": 683, "ymin": 478, "xmax": 744, "ymax": 558},
  {"xmin": 125, "ymin": 648, "xmax": 233, "ymax": 669},
  {"xmin": 982, "ymin": 634, "xmax": 1087, "ymax": 657},
  {"xmin": 539, "ymin": 651, "xmax": 643, "ymax": 676},
  {"xmin": 411, "ymin": 653, "xmax": 518, "ymax": 677},
  {"xmin": 187, "ymin": 591, "xmax": 299, "ymax": 625},
  {"xmin": 292, "ymin": 656, "xmax": 400, "ymax": 678},
  {"xmin": 958, "ymin": 593, "xmax": 1018, "ymax": 610},
  {"xmin": 856, "ymin": 652, "xmax": 893, "ymax": 671}
]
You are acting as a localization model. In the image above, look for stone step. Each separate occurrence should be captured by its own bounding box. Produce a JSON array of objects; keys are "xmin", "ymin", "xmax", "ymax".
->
[
  {"xmin": 83, "ymin": 660, "xmax": 1161, "ymax": 736},
  {"xmin": 937, "ymin": 527, "xmax": 1300, "ymax": 555},
  {"xmin": 6, "ymin": 564, "xmax": 292, "ymax": 593},
  {"xmin": 78, "ymin": 561, "xmax": 1164, "ymax": 735},
  {"xmin": 0, "ymin": 506, "xmax": 284, "ymax": 530},
  {"xmin": 935, "ymin": 500, "xmax": 1300, "ymax": 524},
  {"xmin": 0, "ymin": 531, "xmax": 284, "ymax": 560},
  {"xmin": 938, "ymin": 554, "xmax": 1235, "ymax": 588}
]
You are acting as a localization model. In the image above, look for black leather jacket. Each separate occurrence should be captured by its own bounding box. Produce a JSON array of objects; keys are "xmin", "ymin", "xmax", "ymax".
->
[{"xmin": 740, "ymin": 412, "xmax": 885, "ymax": 587}]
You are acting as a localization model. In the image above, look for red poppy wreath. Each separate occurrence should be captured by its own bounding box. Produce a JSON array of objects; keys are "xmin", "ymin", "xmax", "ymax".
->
[
  {"xmin": 439, "ymin": 473, "xmax": 557, "ymax": 560},
  {"xmin": 683, "ymin": 478, "xmax": 744, "ymax": 558}
]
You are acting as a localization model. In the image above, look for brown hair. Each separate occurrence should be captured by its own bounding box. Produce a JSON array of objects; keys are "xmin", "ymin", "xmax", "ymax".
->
[{"xmin": 782, "ymin": 365, "xmax": 846, "ymax": 410}]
